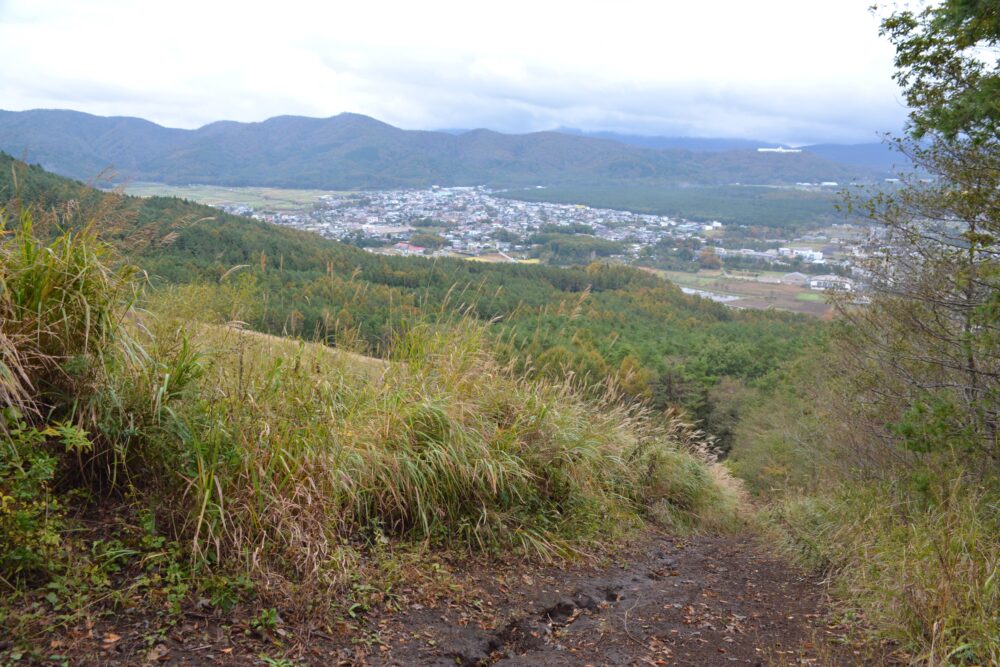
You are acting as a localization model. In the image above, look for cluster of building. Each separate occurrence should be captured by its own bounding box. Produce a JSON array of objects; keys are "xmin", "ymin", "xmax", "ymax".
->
[
  {"xmin": 254, "ymin": 186, "xmax": 696, "ymax": 257},
  {"xmin": 778, "ymin": 271, "xmax": 855, "ymax": 291},
  {"xmin": 222, "ymin": 185, "xmax": 873, "ymax": 294}
]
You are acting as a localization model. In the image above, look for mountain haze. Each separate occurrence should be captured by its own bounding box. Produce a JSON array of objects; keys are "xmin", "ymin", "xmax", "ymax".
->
[
  {"xmin": 0, "ymin": 109, "xmax": 881, "ymax": 189},
  {"xmin": 554, "ymin": 128, "xmax": 780, "ymax": 153},
  {"xmin": 799, "ymin": 142, "xmax": 911, "ymax": 173},
  {"xmin": 555, "ymin": 128, "xmax": 908, "ymax": 173}
]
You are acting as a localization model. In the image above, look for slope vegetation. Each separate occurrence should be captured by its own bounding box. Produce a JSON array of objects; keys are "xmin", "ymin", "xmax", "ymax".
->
[{"xmin": 0, "ymin": 182, "xmax": 751, "ymax": 660}]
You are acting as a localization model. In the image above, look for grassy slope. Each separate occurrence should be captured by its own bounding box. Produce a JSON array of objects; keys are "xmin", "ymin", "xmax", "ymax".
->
[
  {"xmin": 0, "ymin": 216, "xmax": 745, "ymax": 660},
  {"xmin": 0, "ymin": 153, "xmax": 817, "ymax": 429},
  {"xmin": 729, "ymin": 349, "xmax": 999, "ymax": 664}
]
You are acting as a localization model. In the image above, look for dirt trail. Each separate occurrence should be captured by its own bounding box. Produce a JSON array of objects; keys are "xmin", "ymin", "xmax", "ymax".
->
[
  {"xmin": 365, "ymin": 533, "xmax": 865, "ymax": 667},
  {"xmin": 58, "ymin": 532, "xmax": 875, "ymax": 666}
]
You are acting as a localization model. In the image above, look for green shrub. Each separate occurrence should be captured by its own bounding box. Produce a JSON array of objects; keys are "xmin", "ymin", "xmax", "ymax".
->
[{"xmin": 0, "ymin": 410, "xmax": 92, "ymax": 583}]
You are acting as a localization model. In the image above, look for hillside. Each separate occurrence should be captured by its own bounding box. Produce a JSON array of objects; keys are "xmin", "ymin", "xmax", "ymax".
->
[
  {"xmin": 0, "ymin": 152, "xmax": 814, "ymax": 448},
  {"xmin": 2, "ymin": 0, "xmax": 996, "ymax": 662},
  {"xmin": 0, "ymin": 109, "xmax": 877, "ymax": 189},
  {"xmin": 0, "ymin": 203, "xmax": 761, "ymax": 660},
  {"xmin": 0, "ymin": 151, "xmax": 846, "ymax": 665}
]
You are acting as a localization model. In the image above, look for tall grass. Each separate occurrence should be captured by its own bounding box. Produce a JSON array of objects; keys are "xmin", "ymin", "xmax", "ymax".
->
[
  {"xmin": 1, "ymin": 203, "xmax": 147, "ymax": 582},
  {"xmin": 733, "ymin": 356, "xmax": 1000, "ymax": 664},
  {"xmin": 154, "ymin": 316, "xmax": 741, "ymax": 586},
  {"xmin": 767, "ymin": 475, "xmax": 999, "ymax": 665},
  {"xmin": 0, "ymin": 202, "xmax": 208, "ymax": 496},
  {"xmin": 0, "ymin": 204, "xmax": 141, "ymax": 432},
  {"xmin": 3, "ymin": 218, "xmax": 742, "ymax": 600}
]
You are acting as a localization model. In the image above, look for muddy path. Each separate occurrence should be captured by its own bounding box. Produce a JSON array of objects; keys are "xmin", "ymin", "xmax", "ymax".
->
[
  {"xmin": 48, "ymin": 532, "xmax": 878, "ymax": 666},
  {"xmin": 364, "ymin": 533, "xmax": 867, "ymax": 667}
]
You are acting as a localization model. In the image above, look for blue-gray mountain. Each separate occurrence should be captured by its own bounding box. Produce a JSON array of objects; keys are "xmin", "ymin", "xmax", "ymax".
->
[
  {"xmin": 553, "ymin": 128, "xmax": 910, "ymax": 173},
  {"xmin": 0, "ymin": 109, "xmax": 895, "ymax": 189}
]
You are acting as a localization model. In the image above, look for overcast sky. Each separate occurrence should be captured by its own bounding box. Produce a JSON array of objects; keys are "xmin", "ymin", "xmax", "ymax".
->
[{"xmin": 0, "ymin": 0, "xmax": 910, "ymax": 145}]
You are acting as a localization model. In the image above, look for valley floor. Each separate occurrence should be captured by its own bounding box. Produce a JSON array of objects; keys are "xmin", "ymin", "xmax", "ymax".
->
[{"xmin": 51, "ymin": 532, "xmax": 881, "ymax": 666}]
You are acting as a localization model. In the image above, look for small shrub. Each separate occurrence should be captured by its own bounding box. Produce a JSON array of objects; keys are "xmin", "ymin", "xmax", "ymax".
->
[{"xmin": 0, "ymin": 410, "xmax": 90, "ymax": 583}]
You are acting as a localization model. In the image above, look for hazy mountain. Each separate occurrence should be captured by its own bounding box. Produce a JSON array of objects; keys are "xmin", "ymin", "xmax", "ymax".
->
[
  {"xmin": 0, "ymin": 109, "xmax": 187, "ymax": 181},
  {"xmin": 556, "ymin": 127, "xmax": 908, "ymax": 174},
  {"xmin": 800, "ymin": 142, "xmax": 911, "ymax": 174},
  {"xmin": 554, "ymin": 128, "xmax": 778, "ymax": 152},
  {"xmin": 0, "ymin": 109, "xmax": 881, "ymax": 189}
]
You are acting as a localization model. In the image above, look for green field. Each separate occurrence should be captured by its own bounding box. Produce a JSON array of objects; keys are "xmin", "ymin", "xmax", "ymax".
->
[{"xmin": 121, "ymin": 182, "xmax": 339, "ymax": 211}]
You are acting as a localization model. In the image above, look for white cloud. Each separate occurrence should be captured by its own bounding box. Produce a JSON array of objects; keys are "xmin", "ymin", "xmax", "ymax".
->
[{"xmin": 0, "ymin": 0, "xmax": 909, "ymax": 143}]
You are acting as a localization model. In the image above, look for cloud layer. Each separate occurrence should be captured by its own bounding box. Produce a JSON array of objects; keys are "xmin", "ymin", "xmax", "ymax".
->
[{"xmin": 0, "ymin": 0, "xmax": 909, "ymax": 144}]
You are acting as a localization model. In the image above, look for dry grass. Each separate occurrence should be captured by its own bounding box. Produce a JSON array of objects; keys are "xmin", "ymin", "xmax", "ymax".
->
[
  {"xmin": 763, "ymin": 476, "xmax": 999, "ymax": 665},
  {"xmin": 1, "ymin": 213, "xmax": 743, "ymax": 614},
  {"xmin": 150, "ymin": 315, "xmax": 742, "ymax": 587},
  {"xmin": 0, "ymin": 204, "xmax": 139, "ymax": 432},
  {"xmin": 733, "ymin": 348, "xmax": 1000, "ymax": 665}
]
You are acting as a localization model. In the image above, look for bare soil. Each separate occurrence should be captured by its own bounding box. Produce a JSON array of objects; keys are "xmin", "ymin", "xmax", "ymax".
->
[
  {"xmin": 42, "ymin": 532, "xmax": 887, "ymax": 666},
  {"xmin": 362, "ymin": 533, "xmax": 871, "ymax": 667}
]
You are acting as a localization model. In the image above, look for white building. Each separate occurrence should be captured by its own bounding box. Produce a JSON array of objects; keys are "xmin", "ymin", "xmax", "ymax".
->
[{"xmin": 809, "ymin": 275, "xmax": 853, "ymax": 291}]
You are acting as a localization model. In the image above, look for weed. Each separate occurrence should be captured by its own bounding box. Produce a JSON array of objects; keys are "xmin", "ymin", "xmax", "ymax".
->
[
  {"xmin": 763, "ymin": 475, "xmax": 999, "ymax": 664},
  {"xmin": 251, "ymin": 607, "xmax": 282, "ymax": 632}
]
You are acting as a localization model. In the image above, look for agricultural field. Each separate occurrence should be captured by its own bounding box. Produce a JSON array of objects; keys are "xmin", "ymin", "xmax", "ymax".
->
[
  {"xmin": 120, "ymin": 182, "xmax": 338, "ymax": 211},
  {"xmin": 646, "ymin": 268, "xmax": 834, "ymax": 317}
]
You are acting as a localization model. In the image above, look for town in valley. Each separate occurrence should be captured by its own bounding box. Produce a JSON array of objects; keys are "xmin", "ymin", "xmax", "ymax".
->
[{"xmin": 132, "ymin": 182, "xmax": 873, "ymax": 315}]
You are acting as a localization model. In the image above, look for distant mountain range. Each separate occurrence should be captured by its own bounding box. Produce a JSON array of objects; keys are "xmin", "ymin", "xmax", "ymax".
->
[
  {"xmin": 0, "ymin": 109, "xmax": 906, "ymax": 190},
  {"xmin": 552, "ymin": 128, "xmax": 908, "ymax": 174},
  {"xmin": 552, "ymin": 128, "xmax": 780, "ymax": 153}
]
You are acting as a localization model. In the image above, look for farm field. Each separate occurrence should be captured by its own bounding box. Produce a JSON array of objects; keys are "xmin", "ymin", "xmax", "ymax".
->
[
  {"xmin": 121, "ymin": 182, "xmax": 338, "ymax": 211},
  {"xmin": 646, "ymin": 268, "xmax": 834, "ymax": 317}
]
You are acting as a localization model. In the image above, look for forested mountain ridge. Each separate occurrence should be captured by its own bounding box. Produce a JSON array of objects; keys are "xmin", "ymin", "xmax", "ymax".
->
[{"xmin": 0, "ymin": 108, "xmax": 878, "ymax": 189}]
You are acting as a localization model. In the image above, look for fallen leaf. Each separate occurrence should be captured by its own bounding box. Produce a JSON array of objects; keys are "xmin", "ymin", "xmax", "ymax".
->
[{"xmin": 146, "ymin": 644, "xmax": 169, "ymax": 662}]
